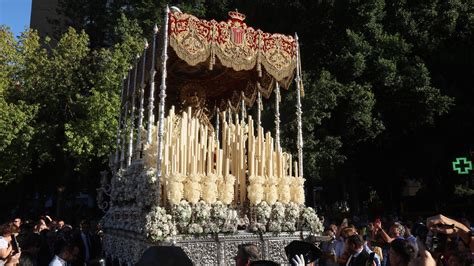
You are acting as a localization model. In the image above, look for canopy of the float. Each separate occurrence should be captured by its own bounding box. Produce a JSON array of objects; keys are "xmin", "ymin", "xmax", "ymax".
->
[{"xmin": 160, "ymin": 10, "xmax": 298, "ymax": 110}]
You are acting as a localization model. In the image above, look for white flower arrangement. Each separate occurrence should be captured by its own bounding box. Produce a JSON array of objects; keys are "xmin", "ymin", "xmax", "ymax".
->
[
  {"xmin": 174, "ymin": 200, "xmax": 192, "ymax": 230},
  {"xmin": 268, "ymin": 202, "xmax": 286, "ymax": 233},
  {"xmin": 268, "ymin": 221, "xmax": 282, "ymax": 232},
  {"xmin": 184, "ymin": 174, "xmax": 202, "ymax": 204},
  {"xmin": 194, "ymin": 200, "xmax": 211, "ymax": 222},
  {"xmin": 265, "ymin": 176, "xmax": 279, "ymax": 205},
  {"xmin": 167, "ymin": 173, "xmax": 185, "ymax": 205},
  {"xmin": 248, "ymin": 175, "xmax": 265, "ymax": 205},
  {"xmin": 201, "ymin": 174, "xmax": 218, "ymax": 204},
  {"xmin": 222, "ymin": 210, "xmax": 239, "ymax": 233},
  {"xmin": 144, "ymin": 206, "xmax": 177, "ymax": 242},
  {"xmin": 285, "ymin": 202, "xmax": 301, "ymax": 221},
  {"xmin": 136, "ymin": 170, "xmax": 159, "ymax": 208},
  {"xmin": 300, "ymin": 207, "xmax": 324, "ymax": 234},
  {"xmin": 271, "ymin": 202, "xmax": 286, "ymax": 221},
  {"xmin": 278, "ymin": 176, "xmax": 292, "ymax": 204},
  {"xmin": 282, "ymin": 221, "xmax": 296, "ymax": 232},
  {"xmin": 203, "ymin": 222, "xmax": 220, "ymax": 234},
  {"xmin": 188, "ymin": 223, "xmax": 204, "ymax": 234},
  {"xmin": 218, "ymin": 175, "xmax": 235, "ymax": 204},
  {"xmin": 256, "ymin": 201, "xmax": 272, "ymax": 221},
  {"xmin": 291, "ymin": 176, "xmax": 305, "ymax": 205},
  {"xmin": 250, "ymin": 201, "xmax": 271, "ymax": 233},
  {"xmin": 211, "ymin": 201, "xmax": 228, "ymax": 226}
]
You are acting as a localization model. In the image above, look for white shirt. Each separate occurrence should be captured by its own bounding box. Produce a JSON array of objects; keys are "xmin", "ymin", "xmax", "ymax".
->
[
  {"xmin": 49, "ymin": 255, "xmax": 67, "ymax": 266},
  {"xmin": 364, "ymin": 243, "xmax": 381, "ymax": 266},
  {"xmin": 0, "ymin": 237, "xmax": 8, "ymax": 249},
  {"xmin": 0, "ymin": 237, "xmax": 9, "ymax": 266}
]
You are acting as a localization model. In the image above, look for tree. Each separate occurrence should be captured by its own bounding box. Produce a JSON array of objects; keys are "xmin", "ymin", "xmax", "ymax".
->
[
  {"xmin": 0, "ymin": 26, "xmax": 141, "ymax": 193},
  {"xmin": 0, "ymin": 27, "xmax": 38, "ymax": 185}
]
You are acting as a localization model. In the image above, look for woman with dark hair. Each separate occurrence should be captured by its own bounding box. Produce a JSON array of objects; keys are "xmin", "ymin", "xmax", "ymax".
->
[
  {"xmin": 0, "ymin": 223, "xmax": 21, "ymax": 266},
  {"xmin": 389, "ymin": 239, "xmax": 415, "ymax": 266}
]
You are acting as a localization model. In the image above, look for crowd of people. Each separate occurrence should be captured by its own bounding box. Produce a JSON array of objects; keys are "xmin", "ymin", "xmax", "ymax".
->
[
  {"xmin": 316, "ymin": 214, "xmax": 473, "ymax": 266},
  {"xmin": 0, "ymin": 216, "xmax": 102, "ymax": 266},
  {"xmin": 231, "ymin": 214, "xmax": 473, "ymax": 266},
  {"xmin": 1, "ymin": 213, "xmax": 473, "ymax": 265}
]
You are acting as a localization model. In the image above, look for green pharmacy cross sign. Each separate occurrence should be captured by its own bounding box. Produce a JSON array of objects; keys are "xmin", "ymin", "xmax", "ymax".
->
[{"xmin": 452, "ymin": 157, "xmax": 473, "ymax": 175}]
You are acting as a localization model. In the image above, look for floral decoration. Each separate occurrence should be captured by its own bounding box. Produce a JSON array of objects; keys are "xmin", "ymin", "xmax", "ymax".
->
[
  {"xmin": 144, "ymin": 206, "xmax": 177, "ymax": 241},
  {"xmin": 248, "ymin": 175, "xmax": 265, "ymax": 205}
]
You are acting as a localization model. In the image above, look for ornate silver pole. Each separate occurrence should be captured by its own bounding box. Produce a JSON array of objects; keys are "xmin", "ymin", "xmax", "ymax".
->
[
  {"xmin": 120, "ymin": 69, "xmax": 132, "ymax": 169},
  {"xmin": 228, "ymin": 100, "xmax": 233, "ymax": 125},
  {"xmin": 135, "ymin": 40, "xmax": 148, "ymax": 158},
  {"xmin": 295, "ymin": 33, "xmax": 304, "ymax": 177},
  {"xmin": 114, "ymin": 76, "xmax": 126, "ymax": 170},
  {"xmin": 146, "ymin": 24, "xmax": 159, "ymax": 144},
  {"xmin": 215, "ymin": 108, "xmax": 220, "ymax": 139},
  {"xmin": 241, "ymin": 91, "xmax": 246, "ymax": 121},
  {"xmin": 156, "ymin": 6, "xmax": 170, "ymax": 204},
  {"xmin": 275, "ymin": 81, "xmax": 281, "ymax": 150},
  {"xmin": 257, "ymin": 91, "xmax": 262, "ymax": 126},
  {"xmin": 126, "ymin": 55, "xmax": 139, "ymax": 166}
]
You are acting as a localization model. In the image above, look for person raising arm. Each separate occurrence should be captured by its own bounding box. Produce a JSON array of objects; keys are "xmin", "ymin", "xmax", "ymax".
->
[
  {"xmin": 426, "ymin": 214, "xmax": 473, "ymax": 253},
  {"xmin": 374, "ymin": 221, "xmax": 404, "ymax": 244}
]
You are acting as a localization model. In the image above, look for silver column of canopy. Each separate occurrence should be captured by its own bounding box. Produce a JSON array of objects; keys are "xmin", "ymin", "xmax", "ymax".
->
[
  {"xmin": 146, "ymin": 24, "xmax": 159, "ymax": 144},
  {"xmin": 126, "ymin": 55, "xmax": 139, "ymax": 166},
  {"xmin": 257, "ymin": 91, "xmax": 262, "ymax": 126},
  {"xmin": 227, "ymin": 100, "xmax": 233, "ymax": 125},
  {"xmin": 275, "ymin": 82, "xmax": 281, "ymax": 150},
  {"xmin": 156, "ymin": 6, "xmax": 170, "ymax": 204},
  {"xmin": 215, "ymin": 108, "xmax": 220, "ymax": 140},
  {"xmin": 241, "ymin": 91, "xmax": 246, "ymax": 121},
  {"xmin": 135, "ymin": 40, "xmax": 148, "ymax": 157},
  {"xmin": 120, "ymin": 69, "xmax": 132, "ymax": 169},
  {"xmin": 295, "ymin": 33, "xmax": 304, "ymax": 178},
  {"xmin": 114, "ymin": 76, "xmax": 126, "ymax": 170}
]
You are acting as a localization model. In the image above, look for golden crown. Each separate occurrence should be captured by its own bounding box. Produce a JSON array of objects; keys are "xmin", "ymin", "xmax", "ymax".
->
[{"xmin": 228, "ymin": 10, "xmax": 246, "ymax": 21}]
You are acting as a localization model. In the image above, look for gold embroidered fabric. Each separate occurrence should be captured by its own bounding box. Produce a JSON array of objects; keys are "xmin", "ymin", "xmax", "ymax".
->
[{"xmin": 168, "ymin": 11, "xmax": 297, "ymax": 84}]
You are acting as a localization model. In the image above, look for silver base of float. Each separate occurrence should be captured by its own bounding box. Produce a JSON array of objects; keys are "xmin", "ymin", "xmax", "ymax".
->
[{"xmin": 103, "ymin": 229, "xmax": 328, "ymax": 265}]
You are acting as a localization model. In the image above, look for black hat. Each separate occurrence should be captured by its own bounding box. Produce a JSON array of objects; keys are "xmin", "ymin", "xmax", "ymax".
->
[
  {"xmin": 285, "ymin": 240, "xmax": 322, "ymax": 265},
  {"xmin": 135, "ymin": 246, "xmax": 193, "ymax": 266},
  {"xmin": 249, "ymin": 260, "xmax": 280, "ymax": 266}
]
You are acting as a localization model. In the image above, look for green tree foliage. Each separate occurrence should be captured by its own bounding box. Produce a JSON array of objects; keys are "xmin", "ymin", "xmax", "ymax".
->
[
  {"xmin": 0, "ymin": 27, "xmax": 38, "ymax": 184},
  {"xmin": 0, "ymin": 26, "xmax": 141, "ymax": 186}
]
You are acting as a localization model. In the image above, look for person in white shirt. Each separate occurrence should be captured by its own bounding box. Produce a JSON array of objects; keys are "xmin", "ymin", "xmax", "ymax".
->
[
  {"xmin": 49, "ymin": 239, "xmax": 79, "ymax": 266},
  {"xmin": 0, "ymin": 223, "xmax": 21, "ymax": 266}
]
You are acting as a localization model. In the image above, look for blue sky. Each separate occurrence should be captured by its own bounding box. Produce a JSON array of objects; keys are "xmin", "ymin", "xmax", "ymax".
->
[{"xmin": 0, "ymin": 0, "xmax": 32, "ymax": 38}]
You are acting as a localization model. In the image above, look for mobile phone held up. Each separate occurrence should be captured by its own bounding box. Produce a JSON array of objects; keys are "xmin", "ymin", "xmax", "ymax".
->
[{"xmin": 11, "ymin": 235, "xmax": 20, "ymax": 255}]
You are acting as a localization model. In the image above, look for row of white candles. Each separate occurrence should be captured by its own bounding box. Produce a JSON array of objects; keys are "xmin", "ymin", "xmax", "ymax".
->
[{"xmin": 159, "ymin": 106, "xmax": 302, "ymax": 205}]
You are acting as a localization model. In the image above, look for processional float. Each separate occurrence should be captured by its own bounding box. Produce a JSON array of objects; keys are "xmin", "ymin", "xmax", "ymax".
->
[{"xmin": 99, "ymin": 7, "xmax": 323, "ymax": 265}]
